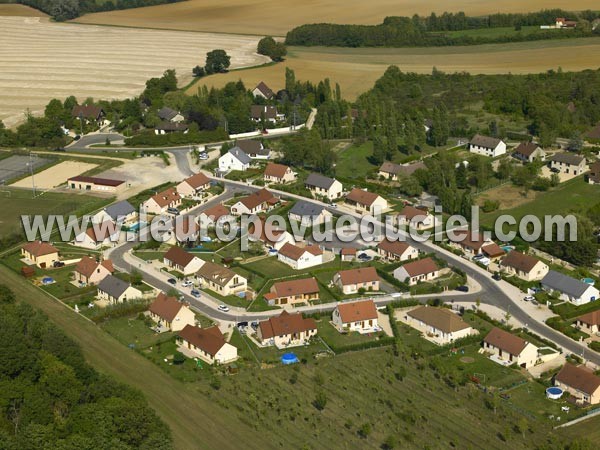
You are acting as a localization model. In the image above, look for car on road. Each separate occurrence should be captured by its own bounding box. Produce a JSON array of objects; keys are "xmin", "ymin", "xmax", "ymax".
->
[
  {"xmin": 329, "ymin": 203, "xmax": 337, "ymax": 208},
  {"xmin": 358, "ymin": 252, "xmax": 371, "ymax": 261},
  {"xmin": 199, "ymin": 152, "xmax": 209, "ymax": 160},
  {"xmin": 523, "ymin": 295, "xmax": 534, "ymax": 302},
  {"xmin": 181, "ymin": 280, "xmax": 193, "ymax": 287},
  {"xmin": 191, "ymin": 289, "xmax": 201, "ymax": 298},
  {"xmin": 74, "ymin": 135, "xmax": 80, "ymax": 141},
  {"xmin": 218, "ymin": 304, "xmax": 230, "ymax": 312},
  {"xmin": 456, "ymin": 285, "xmax": 469, "ymax": 292},
  {"xmin": 167, "ymin": 278, "xmax": 177, "ymax": 285},
  {"xmin": 492, "ymin": 273, "xmax": 502, "ymax": 281},
  {"xmin": 167, "ymin": 207, "xmax": 180, "ymax": 216}
]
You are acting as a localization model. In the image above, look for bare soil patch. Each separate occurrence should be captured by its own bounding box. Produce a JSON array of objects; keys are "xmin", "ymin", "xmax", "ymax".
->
[
  {"xmin": 11, "ymin": 161, "xmax": 97, "ymax": 189},
  {"xmin": 0, "ymin": 4, "xmax": 47, "ymax": 17},
  {"xmin": 476, "ymin": 184, "xmax": 539, "ymax": 210}
]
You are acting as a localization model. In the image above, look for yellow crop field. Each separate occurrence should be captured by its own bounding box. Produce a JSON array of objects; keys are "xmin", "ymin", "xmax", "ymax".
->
[
  {"xmin": 75, "ymin": 0, "xmax": 600, "ymax": 36},
  {"xmin": 188, "ymin": 39, "xmax": 600, "ymax": 100},
  {"xmin": 0, "ymin": 4, "xmax": 47, "ymax": 17},
  {"xmin": 0, "ymin": 16, "xmax": 268, "ymax": 127}
]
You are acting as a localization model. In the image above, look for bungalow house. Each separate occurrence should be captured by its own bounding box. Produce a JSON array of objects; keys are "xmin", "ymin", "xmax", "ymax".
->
[
  {"xmin": 304, "ymin": 173, "xmax": 343, "ymax": 200},
  {"xmin": 21, "ymin": 241, "xmax": 59, "ymax": 268},
  {"xmin": 248, "ymin": 219, "xmax": 295, "ymax": 251},
  {"xmin": 169, "ymin": 216, "xmax": 200, "ymax": 245},
  {"xmin": 482, "ymin": 327, "xmax": 538, "ymax": 368},
  {"xmin": 288, "ymin": 201, "xmax": 332, "ymax": 227},
  {"xmin": 71, "ymin": 104, "xmax": 105, "ymax": 125},
  {"xmin": 396, "ymin": 205, "xmax": 437, "ymax": 230},
  {"xmin": 97, "ymin": 275, "xmax": 142, "ymax": 305},
  {"xmin": 198, "ymin": 204, "xmax": 233, "ymax": 228},
  {"xmin": 277, "ymin": 243, "xmax": 323, "ymax": 270},
  {"xmin": 177, "ymin": 325, "xmax": 238, "ymax": 365},
  {"xmin": 549, "ymin": 153, "xmax": 586, "ymax": 175},
  {"xmin": 256, "ymin": 311, "xmax": 317, "ymax": 348},
  {"xmin": 499, "ymin": 251, "xmax": 549, "ymax": 281},
  {"xmin": 541, "ymin": 271, "xmax": 599, "ymax": 306},
  {"xmin": 74, "ymin": 256, "xmax": 114, "ymax": 286},
  {"xmin": 468, "ymin": 134, "xmax": 507, "ymax": 157},
  {"xmin": 345, "ymin": 188, "xmax": 388, "ymax": 215},
  {"xmin": 575, "ymin": 310, "xmax": 600, "ymax": 335},
  {"xmin": 218, "ymin": 147, "xmax": 251, "ymax": 173},
  {"xmin": 448, "ymin": 230, "xmax": 505, "ymax": 259},
  {"xmin": 154, "ymin": 123, "xmax": 189, "ymax": 135},
  {"xmin": 393, "ymin": 257, "xmax": 440, "ymax": 286},
  {"xmin": 67, "ymin": 176, "xmax": 125, "ymax": 193},
  {"xmin": 554, "ymin": 363, "xmax": 600, "ymax": 405},
  {"xmin": 588, "ymin": 161, "xmax": 600, "ymax": 185},
  {"xmin": 163, "ymin": 246, "xmax": 204, "ymax": 276},
  {"xmin": 378, "ymin": 161, "xmax": 426, "ymax": 181},
  {"xmin": 405, "ymin": 306, "xmax": 474, "ymax": 344},
  {"xmin": 148, "ymin": 292, "xmax": 195, "ymax": 332},
  {"xmin": 377, "ymin": 239, "xmax": 418, "ymax": 262},
  {"xmin": 73, "ymin": 221, "xmax": 120, "ymax": 250},
  {"xmin": 95, "ymin": 200, "xmax": 137, "ymax": 225},
  {"xmin": 555, "ymin": 17, "xmax": 578, "ymax": 28},
  {"xmin": 231, "ymin": 188, "xmax": 278, "ymax": 215},
  {"xmin": 332, "ymin": 299, "xmax": 379, "ymax": 334},
  {"xmin": 142, "ymin": 187, "xmax": 182, "ymax": 215},
  {"xmin": 236, "ymin": 139, "xmax": 270, "ymax": 159},
  {"xmin": 252, "ymin": 81, "xmax": 274, "ymax": 99},
  {"xmin": 263, "ymin": 163, "xmax": 296, "ymax": 184},
  {"xmin": 250, "ymin": 105, "xmax": 284, "ymax": 123},
  {"xmin": 196, "ymin": 261, "xmax": 247, "ymax": 296},
  {"xmin": 264, "ymin": 277, "xmax": 320, "ymax": 306},
  {"xmin": 513, "ymin": 142, "xmax": 546, "ymax": 163},
  {"xmin": 332, "ymin": 267, "xmax": 379, "ymax": 295},
  {"xmin": 176, "ymin": 172, "xmax": 210, "ymax": 198},
  {"xmin": 157, "ymin": 106, "xmax": 185, "ymax": 123},
  {"xmin": 340, "ymin": 247, "xmax": 356, "ymax": 262}
]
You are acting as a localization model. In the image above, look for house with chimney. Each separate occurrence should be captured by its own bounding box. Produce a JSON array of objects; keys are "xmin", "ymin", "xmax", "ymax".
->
[
  {"xmin": 393, "ymin": 257, "xmax": 440, "ymax": 286},
  {"xmin": 332, "ymin": 267, "xmax": 380, "ymax": 295},
  {"xmin": 148, "ymin": 292, "xmax": 196, "ymax": 332},
  {"xmin": 263, "ymin": 163, "xmax": 296, "ymax": 184},
  {"xmin": 499, "ymin": 251, "xmax": 549, "ymax": 281},
  {"xmin": 256, "ymin": 311, "xmax": 317, "ymax": 348},
  {"xmin": 142, "ymin": 187, "xmax": 182, "ymax": 215},
  {"xmin": 74, "ymin": 256, "xmax": 114, "ymax": 286}
]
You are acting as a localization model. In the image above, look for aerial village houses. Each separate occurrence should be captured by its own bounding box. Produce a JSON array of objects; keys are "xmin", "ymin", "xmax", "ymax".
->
[
  {"xmin": 499, "ymin": 251, "xmax": 549, "ymax": 281},
  {"xmin": 142, "ymin": 187, "xmax": 182, "ymax": 215},
  {"xmin": 549, "ymin": 153, "xmax": 587, "ymax": 175},
  {"xmin": 198, "ymin": 204, "xmax": 232, "ymax": 228},
  {"xmin": 236, "ymin": 139, "xmax": 270, "ymax": 159},
  {"xmin": 256, "ymin": 311, "xmax": 317, "ymax": 348},
  {"xmin": 512, "ymin": 142, "xmax": 546, "ymax": 163},
  {"xmin": 67, "ymin": 176, "xmax": 125, "ymax": 193},
  {"xmin": 396, "ymin": 205, "xmax": 437, "ymax": 230},
  {"xmin": 196, "ymin": 261, "xmax": 247, "ymax": 296},
  {"xmin": 218, "ymin": 147, "xmax": 252, "ymax": 172},
  {"xmin": 393, "ymin": 257, "xmax": 440, "ymax": 286},
  {"xmin": 332, "ymin": 299, "xmax": 379, "ymax": 334},
  {"xmin": 541, "ymin": 271, "xmax": 599, "ymax": 306},
  {"xmin": 154, "ymin": 122, "xmax": 189, "ymax": 135},
  {"xmin": 163, "ymin": 246, "xmax": 204, "ymax": 276},
  {"xmin": 304, "ymin": 173, "xmax": 343, "ymax": 200},
  {"xmin": 575, "ymin": 310, "xmax": 600, "ymax": 335},
  {"xmin": 345, "ymin": 188, "xmax": 388, "ymax": 215},
  {"xmin": 177, "ymin": 325, "xmax": 238, "ymax": 365},
  {"xmin": 95, "ymin": 200, "xmax": 137, "ymax": 225},
  {"xmin": 73, "ymin": 256, "xmax": 114, "ymax": 286},
  {"xmin": 404, "ymin": 306, "xmax": 474, "ymax": 345},
  {"xmin": 230, "ymin": 188, "xmax": 278, "ymax": 215},
  {"xmin": 157, "ymin": 106, "xmax": 185, "ymax": 123},
  {"xmin": 252, "ymin": 81, "xmax": 274, "ymax": 100},
  {"xmin": 169, "ymin": 216, "xmax": 200, "ymax": 245},
  {"xmin": 340, "ymin": 247, "xmax": 356, "ymax": 262},
  {"xmin": 332, "ymin": 267, "xmax": 380, "ymax": 295},
  {"xmin": 250, "ymin": 105, "xmax": 283, "ymax": 123},
  {"xmin": 21, "ymin": 241, "xmax": 59, "ymax": 269},
  {"xmin": 482, "ymin": 327, "xmax": 538, "ymax": 368},
  {"xmin": 148, "ymin": 292, "xmax": 196, "ymax": 332},
  {"xmin": 73, "ymin": 222, "xmax": 120, "ymax": 250},
  {"xmin": 468, "ymin": 134, "xmax": 507, "ymax": 157},
  {"xmin": 97, "ymin": 275, "xmax": 142, "ymax": 305},
  {"xmin": 71, "ymin": 104, "xmax": 105, "ymax": 125},
  {"xmin": 378, "ymin": 161, "xmax": 426, "ymax": 181},
  {"xmin": 264, "ymin": 277, "xmax": 320, "ymax": 307},
  {"xmin": 449, "ymin": 230, "xmax": 505, "ymax": 260},
  {"xmin": 554, "ymin": 363, "xmax": 600, "ymax": 405},
  {"xmin": 176, "ymin": 172, "xmax": 211, "ymax": 198},
  {"xmin": 587, "ymin": 161, "xmax": 600, "ymax": 185},
  {"xmin": 377, "ymin": 239, "xmax": 419, "ymax": 262},
  {"xmin": 277, "ymin": 243, "xmax": 323, "ymax": 270},
  {"xmin": 288, "ymin": 201, "xmax": 332, "ymax": 226},
  {"xmin": 249, "ymin": 219, "xmax": 295, "ymax": 251},
  {"xmin": 263, "ymin": 163, "xmax": 296, "ymax": 184}
]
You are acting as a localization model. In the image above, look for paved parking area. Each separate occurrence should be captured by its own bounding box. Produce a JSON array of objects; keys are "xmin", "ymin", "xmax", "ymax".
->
[{"xmin": 0, "ymin": 154, "xmax": 52, "ymax": 185}]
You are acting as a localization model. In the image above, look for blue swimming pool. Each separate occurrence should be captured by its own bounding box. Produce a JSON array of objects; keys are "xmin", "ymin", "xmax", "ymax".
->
[
  {"xmin": 546, "ymin": 387, "xmax": 563, "ymax": 399},
  {"xmin": 501, "ymin": 245, "xmax": 515, "ymax": 252},
  {"xmin": 127, "ymin": 221, "xmax": 146, "ymax": 232},
  {"xmin": 281, "ymin": 353, "xmax": 299, "ymax": 365},
  {"xmin": 581, "ymin": 278, "xmax": 595, "ymax": 286}
]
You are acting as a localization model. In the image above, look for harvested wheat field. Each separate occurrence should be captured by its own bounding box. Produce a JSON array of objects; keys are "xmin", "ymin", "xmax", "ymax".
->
[
  {"xmin": 0, "ymin": 4, "xmax": 47, "ymax": 17},
  {"xmin": 75, "ymin": 0, "xmax": 600, "ymax": 36},
  {"xmin": 0, "ymin": 16, "xmax": 268, "ymax": 127},
  {"xmin": 189, "ymin": 39, "xmax": 600, "ymax": 100},
  {"xmin": 11, "ymin": 161, "xmax": 97, "ymax": 189}
]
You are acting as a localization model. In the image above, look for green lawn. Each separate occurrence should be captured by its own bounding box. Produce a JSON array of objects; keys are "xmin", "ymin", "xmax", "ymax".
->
[
  {"xmin": 316, "ymin": 318, "xmax": 386, "ymax": 349},
  {"xmin": 445, "ymin": 25, "xmax": 552, "ymax": 39},
  {"xmin": 101, "ymin": 315, "xmax": 173, "ymax": 348},
  {"xmin": 335, "ymin": 142, "xmax": 376, "ymax": 179}
]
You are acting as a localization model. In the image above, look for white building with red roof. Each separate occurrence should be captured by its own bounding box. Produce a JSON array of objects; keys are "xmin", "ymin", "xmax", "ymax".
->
[
  {"xmin": 277, "ymin": 243, "xmax": 323, "ymax": 270},
  {"xmin": 257, "ymin": 311, "xmax": 317, "ymax": 348},
  {"xmin": 332, "ymin": 299, "xmax": 379, "ymax": 334}
]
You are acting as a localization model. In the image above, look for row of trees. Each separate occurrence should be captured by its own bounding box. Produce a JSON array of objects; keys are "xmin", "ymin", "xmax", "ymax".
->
[{"xmin": 0, "ymin": 285, "xmax": 172, "ymax": 448}]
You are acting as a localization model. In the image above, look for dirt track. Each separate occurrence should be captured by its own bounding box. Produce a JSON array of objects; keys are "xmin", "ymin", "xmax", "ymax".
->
[{"xmin": 0, "ymin": 16, "xmax": 269, "ymax": 128}]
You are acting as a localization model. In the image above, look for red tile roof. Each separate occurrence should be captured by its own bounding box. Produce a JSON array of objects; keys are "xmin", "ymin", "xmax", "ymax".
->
[
  {"xmin": 259, "ymin": 311, "xmax": 316, "ymax": 339},
  {"xmin": 278, "ymin": 243, "xmax": 322, "ymax": 261},
  {"xmin": 74, "ymin": 256, "xmax": 114, "ymax": 278},
  {"xmin": 555, "ymin": 363, "xmax": 600, "ymax": 396},
  {"xmin": 149, "ymin": 292, "xmax": 186, "ymax": 322},
  {"xmin": 178, "ymin": 325, "xmax": 226, "ymax": 357},
  {"xmin": 68, "ymin": 176, "xmax": 124, "ymax": 187},
  {"xmin": 336, "ymin": 267, "xmax": 379, "ymax": 285},
  {"xmin": 377, "ymin": 239, "xmax": 412, "ymax": 257},
  {"xmin": 182, "ymin": 172, "xmax": 210, "ymax": 189},
  {"xmin": 577, "ymin": 310, "xmax": 600, "ymax": 327},
  {"xmin": 264, "ymin": 163, "xmax": 290, "ymax": 179},
  {"xmin": 346, "ymin": 188, "xmax": 380, "ymax": 207},
  {"xmin": 337, "ymin": 300, "xmax": 378, "ymax": 323},
  {"xmin": 484, "ymin": 327, "xmax": 529, "ymax": 356},
  {"xmin": 501, "ymin": 251, "xmax": 541, "ymax": 273},
  {"xmin": 239, "ymin": 188, "xmax": 276, "ymax": 210},
  {"xmin": 164, "ymin": 246, "xmax": 197, "ymax": 268},
  {"xmin": 202, "ymin": 204, "xmax": 230, "ymax": 221},
  {"xmin": 22, "ymin": 241, "xmax": 58, "ymax": 257},
  {"xmin": 271, "ymin": 277, "xmax": 319, "ymax": 298},
  {"xmin": 149, "ymin": 187, "xmax": 181, "ymax": 208},
  {"xmin": 399, "ymin": 257, "xmax": 439, "ymax": 277}
]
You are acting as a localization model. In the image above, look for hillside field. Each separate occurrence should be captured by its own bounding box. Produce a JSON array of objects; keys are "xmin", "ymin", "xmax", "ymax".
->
[
  {"xmin": 188, "ymin": 38, "xmax": 600, "ymax": 100},
  {"xmin": 74, "ymin": 0, "xmax": 600, "ymax": 36}
]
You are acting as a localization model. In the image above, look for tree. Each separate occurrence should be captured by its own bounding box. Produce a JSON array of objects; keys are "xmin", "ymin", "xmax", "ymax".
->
[
  {"xmin": 567, "ymin": 131, "xmax": 584, "ymax": 152},
  {"xmin": 205, "ymin": 50, "xmax": 231, "ymax": 74},
  {"xmin": 257, "ymin": 36, "xmax": 287, "ymax": 61},
  {"xmin": 358, "ymin": 422, "xmax": 372, "ymax": 439},
  {"xmin": 50, "ymin": 0, "xmax": 80, "ymax": 21},
  {"xmin": 192, "ymin": 65, "xmax": 206, "ymax": 78},
  {"xmin": 313, "ymin": 391, "xmax": 327, "ymax": 411}
]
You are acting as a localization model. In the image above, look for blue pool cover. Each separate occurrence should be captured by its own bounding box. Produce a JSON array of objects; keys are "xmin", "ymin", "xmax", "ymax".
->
[{"xmin": 281, "ymin": 353, "xmax": 299, "ymax": 365}]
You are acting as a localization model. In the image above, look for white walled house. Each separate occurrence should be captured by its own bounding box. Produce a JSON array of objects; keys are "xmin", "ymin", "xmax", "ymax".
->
[
  {"xmin": 549, "ymin": 153, "xmax": 587, "ymax": 176},
  {"xmin": 482, "ymin": 327, "xmax": 539, "ymax": 368},
  {"xmin": 277, "ymin": 243, "xmax": 323, "ymax": 270},
  {"xmin": 332, "ymin": 300, "xmax": 379, "ymax": 334},
  {"xmin": 393, "ymin": 257, "xmax": 440, "ymax": 286},
  {"xmin": 257, "ymin": 311, "xmax": 317, "ymax": 348},
  {"xmin": 288, "ymin": 201, "xmax": 332, "ymax": 227},
  {"xmin": 377, "ymin": 239, "xmax": 418, "ymax": 262},
  {"xmin": 97, "ymin": 275, "xmax": 142, "ymax": 305},
  {"xmin": 231, "ymin": 189, "xmax": 278, "ymax": 215},
  {"xmin": 148, "ymin": 292, "xmax": 196, "ymax": 332},
  {"xmin": 177, "ymin": 325, "xmax": 238, "ymax": 365},
  {"xmin": 176, "ymin": 172, "xmax": 211, "ymax": 198},
  {"xmin": 142, "ymin": 188, "xmax": 181, "ymax": 215},
  {"xmin": 345, "ymin": 188, "xmax": 388, "ymax": 214},
  {"xmin": 468, "ymin": 134, "xmax": 506, "ymax": 157},
  {"xmin": 264, "ymin": 163, "xmax": 296, "ymax": 184},
  {"xmin": 405, "ymin": 306, "xmax": 474, "ymax": 345},
  {"xmin": 163, "ymin": 246, "xmax": 205, "ymax": 276},
  {"xmin": 541, "ymin": 271, "xmax": 599, "ymax": 306},
  {"xmin": 305, "ymin": 173, "xmax": 343, "ymax": 200},
  {"xmin": 396, "ymin": 205, "xmax": 437, "ymax": 230},
  {"xmin": 218, "ymin": 147, "xmax": 251, "ymax": 172},
  {"xmin": 499, "ymin": 251, "xmax": 549, "ymax": 282}
]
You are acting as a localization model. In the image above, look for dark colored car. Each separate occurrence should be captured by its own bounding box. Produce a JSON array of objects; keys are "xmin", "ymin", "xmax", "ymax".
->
[
  {"xmin": 492, "ymin": 273, "xmax": 502, "ymax": 281},
  {"xmin": 167, "ymin": 278, "xmax": 177, "ymax": 285},
  {"xmin": 456, "ymin": 285, "xmax": 469, "ymax": 292}
]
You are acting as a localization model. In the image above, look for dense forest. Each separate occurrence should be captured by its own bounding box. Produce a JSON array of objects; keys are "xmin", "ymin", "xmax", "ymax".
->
[
  {"xmin": 12, "ymin": 0, "xmax": 184, "ymax": 21},
  {"xmin": 0, "ymin": 284, "xmax": 172, "ymax": 449},
  {"xmin": 285, "ymin": 9, "xmax": 600, "ymax": 47}
]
